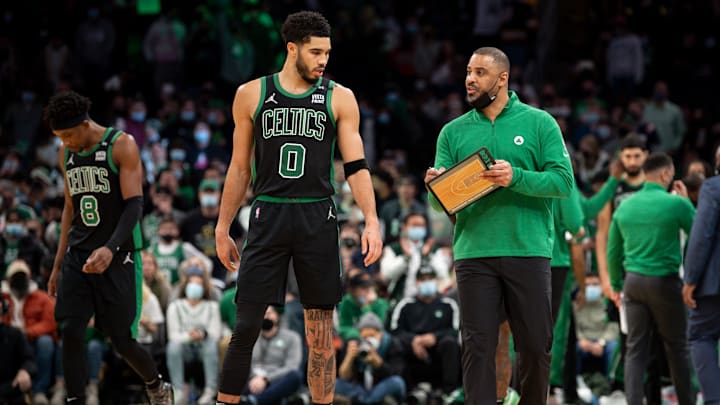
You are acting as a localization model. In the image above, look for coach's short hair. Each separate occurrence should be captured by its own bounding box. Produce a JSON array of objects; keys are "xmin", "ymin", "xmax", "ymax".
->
[
  {"xmin": 281, "ymin": 11, "xmax": 331, "ymax": 44},
  {"xmin": 643, "ymin": 152, "xmax": 673, "ymax": 174}
]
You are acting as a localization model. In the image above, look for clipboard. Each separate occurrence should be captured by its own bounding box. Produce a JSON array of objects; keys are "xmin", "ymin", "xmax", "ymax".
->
[{"xmin": 426, "ymin": 147, "xmax": 500, "ymax": 216}]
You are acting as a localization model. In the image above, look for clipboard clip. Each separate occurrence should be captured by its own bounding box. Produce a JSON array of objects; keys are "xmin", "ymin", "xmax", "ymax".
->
[{"xmin": 478, "ymin": 147, "xmax": 496, "ymax": 168}]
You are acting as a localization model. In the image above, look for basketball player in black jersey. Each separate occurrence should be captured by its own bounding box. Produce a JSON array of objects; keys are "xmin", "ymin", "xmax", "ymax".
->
[
  {"xmin": 214, "ymin": 11, "xmax": 383, "ymax": 405},
  {"xmin": 46, "ymin": 91, "xmax": 173, "ymax": 405}
]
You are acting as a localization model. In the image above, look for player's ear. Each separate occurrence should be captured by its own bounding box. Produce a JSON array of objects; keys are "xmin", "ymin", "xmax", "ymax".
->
[{"xmin": 287, "ymin": 41, "xmax": 297, "ymax": 56}]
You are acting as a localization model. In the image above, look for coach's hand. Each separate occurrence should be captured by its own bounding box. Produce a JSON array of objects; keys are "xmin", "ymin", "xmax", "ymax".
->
[
  {"xmin": 216, "ymin": 233, "xmax": 240, "ymax": 272},
  {"xmin": 480, "ymin": 159, "xmax": 513, "ymax": 187},
  {"xmin": 424, "ymin": 167, "xmax": 446, "ymax": 184},
  {"xmin": 83, "ymin": 247, "xmax": 113, "ymax": 274},
  {"xmin": 361, "ymin": 219, "xmax": 383, "ymax": 267}
]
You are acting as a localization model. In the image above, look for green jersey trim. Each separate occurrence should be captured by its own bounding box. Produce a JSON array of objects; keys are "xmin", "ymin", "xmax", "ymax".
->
[
  {"xmin": 273, "ymin": 73, "xmax": 318, "ymax": 99},
  {"xmin": 326, "ymin": 80, "xmax": 336, "ymax": 128},
  {"xmin": 77, "ymin": 127, "xmax": 113, "ymax": 157},
  {"xmin": 255, "ymin": 195, "xmax": 329, "ymax": 203},
  {"xmin": 252, "ymin": 77, "xmax": 267, "ymax": 122},
  {"xmin": 130, "ymin": 250, "xmax": 142, "ymax": 339},
  {"xmin": 106, "ymin": 129, "xmax": 124, "ymax": 174}
]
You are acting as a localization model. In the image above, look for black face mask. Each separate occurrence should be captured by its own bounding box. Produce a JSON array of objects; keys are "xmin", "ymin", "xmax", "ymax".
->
[
  {"xmin": 341, "ymin": 238, "xmax": 358, "ymax": 248},
  {"xmin": 159, "ymin": 234, "xmax": 175, "ymax": 243},
  {"xmin": 468, "ymin": 76, "xmax": 501, "ymax": 111},
  {"xmin": 261, "ymin": 318, "xmax": 275, "ymax": 331},
  {"xmin": 10, "ymin": 274, "xmax": 29, "ymax": 297}
]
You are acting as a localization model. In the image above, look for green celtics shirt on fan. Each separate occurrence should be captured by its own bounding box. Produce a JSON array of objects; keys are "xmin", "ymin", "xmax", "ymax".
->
[{"xmin": 430, "ymin": 91, "xmax": 574, "ymax": 260}]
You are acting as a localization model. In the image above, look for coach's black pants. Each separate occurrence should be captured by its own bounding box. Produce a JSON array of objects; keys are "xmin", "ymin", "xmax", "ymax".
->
[
  {"xmin": 456, "ymin": 257, "xmax": 553, "ymax": 405},
  {"xmin": 624, "ymin": 273, "xmax": 695, "ymax": 405}
]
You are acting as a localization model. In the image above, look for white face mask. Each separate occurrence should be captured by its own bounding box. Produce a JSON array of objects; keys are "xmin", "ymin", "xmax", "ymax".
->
[
  {"xmin": 366, "ymin": 336, "xmax": 380, "ymax": 349},
  {"xmin": 199, "ymin": 193, "xmax": 219, "ymax": 208}
]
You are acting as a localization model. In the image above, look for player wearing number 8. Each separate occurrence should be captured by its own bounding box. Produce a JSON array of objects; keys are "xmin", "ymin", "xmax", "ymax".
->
[
  {"xmin": 214, "ymin": 11, "xmax": 383, "ymax": 405},
  {"xmin": 46, "ymin": 91, "xmax": 173, "ymax": 405}
]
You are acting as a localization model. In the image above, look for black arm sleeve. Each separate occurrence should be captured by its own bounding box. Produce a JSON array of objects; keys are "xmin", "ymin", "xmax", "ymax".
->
[{"xmin": 104, "ymin": 196, "xmax": 143, "ymax": 253}]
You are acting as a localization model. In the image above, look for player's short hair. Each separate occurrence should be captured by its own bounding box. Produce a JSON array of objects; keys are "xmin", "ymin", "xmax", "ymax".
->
[
  {"xmin": 45, "ymin": 91, "xmax": 91, "ymax": 129},
  {"xmin": 643, "ymin": 152, "xmax": 673, "ymax": 174},
  {"xmin": 281, "ymin": 11, "xmax": 331, "ymax": 44},
  {"xmin": 473, "ymin": 47, "xmax": 511, "ymax": 73},
  {"xmin": 620, "ymin": 134, "xmax": 647, "ymax": 151}
]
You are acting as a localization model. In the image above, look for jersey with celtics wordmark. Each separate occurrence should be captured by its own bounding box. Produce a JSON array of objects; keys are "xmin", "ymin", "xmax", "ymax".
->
[
  {"xmin": 64, "ymin": 127, "xmax": 141, "ymax": 252},
  {"xmin": 252, "ymin": 74, "xmax": 338, "ymax": 198}
]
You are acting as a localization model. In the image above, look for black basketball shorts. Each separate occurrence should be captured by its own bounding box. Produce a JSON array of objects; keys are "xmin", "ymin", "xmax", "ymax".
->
[
  {"xmin": 55, "ymin": 248, "xmax": 142, "ymax": 337},
  {"xmin": 235, "ymin": 198, "xmax": 343, "ymax": 307}
]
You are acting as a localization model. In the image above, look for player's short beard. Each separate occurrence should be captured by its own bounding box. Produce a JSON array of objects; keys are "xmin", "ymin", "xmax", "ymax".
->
[
  {"xmin": 625, "ymin": 167, "xmax": 642, "ymax": 177},
  {"xmin": 295, "ymin": 56, "xmax": 317, "ymax": 85}
]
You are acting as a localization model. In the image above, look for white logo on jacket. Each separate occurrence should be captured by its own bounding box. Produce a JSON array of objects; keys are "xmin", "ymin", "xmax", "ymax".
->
[{"xmin": 514, "ymin": 135, "xmax": 525, "ymax": 145}]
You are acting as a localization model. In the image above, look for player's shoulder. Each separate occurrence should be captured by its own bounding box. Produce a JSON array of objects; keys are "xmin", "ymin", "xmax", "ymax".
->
[
  {"xmin": 235, "ymin": 77, "xmax": 265, "ymax": 99},
  {"xmin": 329, "ymin": 80, "xmax": 355, "ymax": 100}
]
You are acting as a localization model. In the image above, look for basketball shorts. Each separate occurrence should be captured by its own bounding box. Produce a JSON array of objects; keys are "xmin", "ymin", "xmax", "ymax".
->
[
  {"xmin": 235, "ymin": 198, "xmax": 343, "ymax": 307},
  {"xmin": 55, "ymin": 248, "xmax": 142, "ymax": 337}
]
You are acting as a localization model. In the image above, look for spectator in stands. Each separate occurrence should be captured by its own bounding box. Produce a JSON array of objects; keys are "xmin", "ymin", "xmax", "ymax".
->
[
  {"xmin": 336, "ymin": 312, "xmax": 406, "ymax": 404},
  {"xmin": 166, "ymin": 265, "xmax": 222, "ymax": 405},
  {"xmin": 141, "ymin": 251, "xmax": 171, "ymax": 312},
  {"xmin": 0, "ymin": 213, "xmax": 47, "ymax": 281},
  {"xmin": 338, "ymin": 272, "xmax": 390, "ymax": 343},
  {"xmin": 244, "ymin": 306, "xmax": 303, "ymax": 405},
  {"xmin": 380, "ymin": 212, "xmax": 452, "ymax": 304},
  {"xmin": 0, "ymin": 294, "xmax": 37, "ymax": 405},
  {"xmin": 642, "ymin": 81, "xmax": 686, "ymax": 155},
  {"xmin": 574, "ymin": 273, "xmax": 619, "ymax": 376},
  {"xmin": 143, "ymin": 186, "xmax": 187, "ymax": 245},
  {"xmin": 390, "ymin": 265, "xmax": 460, "ymax": 396},
  {"xmin": 149, "ymin": 216, "xmax": 212, "ymax": 286},
  {"xmin": 1, "ymin": 260, "xmax": 55, "ymax": 405},
  {"xmin": 379, "ymin": 175, "xmax": 426, "ymax": 243}
]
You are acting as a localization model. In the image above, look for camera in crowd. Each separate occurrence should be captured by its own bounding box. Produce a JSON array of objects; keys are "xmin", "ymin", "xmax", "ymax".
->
[{"xmin": 358, "ymin": 339, "xmax": 374, "ymax": 358}]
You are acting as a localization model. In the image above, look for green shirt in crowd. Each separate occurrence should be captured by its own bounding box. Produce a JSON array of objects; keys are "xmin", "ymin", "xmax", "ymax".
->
[
  {"xmin": 337, "ymin": 293, "xmax": 390, "ymax": 341},
  {"xmin": 430, "ymin": 91, "xmax": 574, "ymax": 259},
  {"xmin": 607, "ymin": 182, "xmax": 695, "ymax": 291}
]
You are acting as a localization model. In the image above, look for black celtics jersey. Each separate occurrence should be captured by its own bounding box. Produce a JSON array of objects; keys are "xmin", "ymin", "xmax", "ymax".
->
[
  {"xmin": 64, "ymin": 127, "xmax": 141, "ymax": 252},
  {"xmin": 252, "ymin": 74, "xmax": 338, "ymax": 198},
  {"xmin": 611, "ymin": 179, "xmax": 644, "ymax": 212}
]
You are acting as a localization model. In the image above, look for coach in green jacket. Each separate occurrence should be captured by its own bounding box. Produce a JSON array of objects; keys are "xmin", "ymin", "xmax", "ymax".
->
[
  {"xmin": 607, "ymin": 152, "xmax": 695, "ymax": 405},
  {"xmin": 425, "ymin": 47, "xmax": 573, "ymax": 404}
]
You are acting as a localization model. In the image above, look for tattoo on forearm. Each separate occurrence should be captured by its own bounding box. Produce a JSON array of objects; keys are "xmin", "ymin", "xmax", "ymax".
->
[{"xmin": 305, "ymin": 309, "xmax": 336, "ymax": 400}]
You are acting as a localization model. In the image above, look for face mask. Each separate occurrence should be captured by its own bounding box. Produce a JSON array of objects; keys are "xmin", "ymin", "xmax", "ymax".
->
[
  {"xmin": 5, "ymin": 223, "xmax": 26, "ymax": 238},
  {"xmin": 170, "ymin": 149, "xmax": 186, "ymax": 161},
  {"xmin": 185, "ymin": 282, "xmax": 204, "ymax": 299},
  {"xmin": 172, "ymin": 168, "xmax": 184, "ymax": 180},
  {"xmin": 200, "ymin": 194, "xmax": 219, "ymax": 208},
  {"xmin": 418, "ymin": 280, "xmax": 437, "ymax": 297},
  {"xmin": 469, "ymin": 76, "xmax": 500, "ymax": 110},
  {"xmin": 582, "ymin": 111, "xmax": 600, "ymax": 124},
  {"xmin": 207, "ymin": 112, "xmax": 219, "ymax": 125},
  {"xmin": 159, "ymin": 234, "xmax": 175, "ymax": 243},
  {"xmin": 261, "ymin": 318, "xmax": 275, "ymax": 331},
  {"xmin": 407, "ymin": 226, "xmax": 426, "ymax": 241},
  {"xmin": 653, "ymin": 91, "xmax": 667, "ymax": 102},
  {"xmin": 194, "ymin": 129, "xmax": 211, "ymax": 145},
  {"xmin": 585, "ymin": 285, "xmax": 602, "ymax": 303},
  {"xmin": 21, "ymin": 91, "xmax": 35, "ymax": 103},
  {"xmin": 10, "ymin": 274, "xmax": 29, "ymax": 297},
  {"xmin": 180, "ymin": 111, "xmax": 195, "ymax": 122},
  {"xmin": 596, "ymin": 126, "xmax": 611, "ymax": 139},
  {"xmin": 365, "ymin": 336, "xmax": 380, "ymax": 349},
  {"xmin": 356, "ymin": 296, "xmax": 367, "ymax": 305},
  {"xmin": 131, "ymin": 111, "xmax": 146, "ymax": 122},
  {"xmin": 341, "ymin": 237, "xmax": 357, "ymax": 248}
]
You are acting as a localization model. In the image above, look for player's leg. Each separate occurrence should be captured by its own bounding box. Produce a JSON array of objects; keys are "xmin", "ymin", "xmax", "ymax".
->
[
  {"xmin": 218, "ymin": 200, "xmax": 293, "ymax": 404},
  {"xmin": 292, "ymin": 200, "xmax": 343, "ymax": 405},
  {"xmin": 496, "ymin": 320, "xmax": 512, "ymax": 404},
  {"xmin": 95, "ymin": 252, "xmax": 171, "ymax": 404},
  {"xmin": 55, "ymin": 249, "xmax": 95, "ymax": 404}
]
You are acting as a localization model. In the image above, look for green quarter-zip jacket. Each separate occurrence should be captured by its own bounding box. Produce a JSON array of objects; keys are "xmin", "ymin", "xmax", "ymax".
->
[
  {"xmin": 608, "ymin": 182, "xmax": 695, "ymax": 291},
  {"xmin": 430, "ymin": 91, "xmax": 574, "ymax": 259}
]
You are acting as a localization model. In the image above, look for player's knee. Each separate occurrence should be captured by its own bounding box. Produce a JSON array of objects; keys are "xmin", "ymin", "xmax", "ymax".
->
[{"xmin": 108, "ymin": 334, "xmax": 135, "ymax": 356}]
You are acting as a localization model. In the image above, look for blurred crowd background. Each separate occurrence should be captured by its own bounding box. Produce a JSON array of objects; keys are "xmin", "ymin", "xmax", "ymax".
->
[{"xmin": 1, "ymin": 0, "xmax": 719, "ymax": 404}]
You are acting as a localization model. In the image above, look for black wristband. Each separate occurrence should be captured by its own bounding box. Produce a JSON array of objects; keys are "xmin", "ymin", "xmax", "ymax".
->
[
  {"xmin": 104, "ymin": 196, "xmax": 143, "ymax": 253},
  {"xmin": 343, "ymin": 158, "xmax": 369, "ymax": 178}
]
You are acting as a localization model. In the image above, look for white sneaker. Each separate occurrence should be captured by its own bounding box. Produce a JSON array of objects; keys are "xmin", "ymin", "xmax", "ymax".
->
[
  {"xmin": 173, "ymin": 388, "xmax": 186, "ymax": 405},
  {"xmin": 50, "ymin": 384, "xmax": 65, "ymax": 405},
  {"xmin": 599, "ymin": 390, "xmax": 627, "ymax": 405},
  {"xmin": 197, "ymin": 387, "xmax": 216, "ymax": 405},
  {"xmin": 86, "ymin": 383, "xmax": 99, "ymax": 405},
  {"xmin": 34, "ymin": 393, "xmax": 50, "ymax": 405}
]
